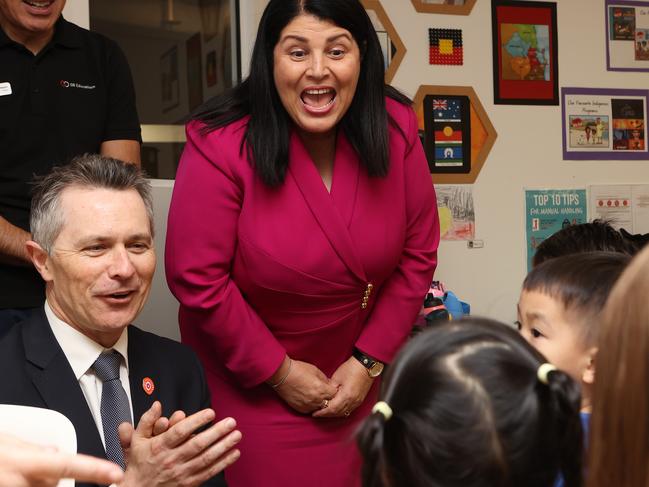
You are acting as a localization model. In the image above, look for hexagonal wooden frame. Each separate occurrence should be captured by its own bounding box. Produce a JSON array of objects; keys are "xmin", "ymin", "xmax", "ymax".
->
[
  {"xmin": 413, "ymin": 85, "xmax": 497, "ymax": 184},
  {"xmin": 411, "ymin": 0, "xmax": 477, "ymax": 15},
  {"xmin": 361, "ymin": 0, "xmax": 406, "ymax": 83}
]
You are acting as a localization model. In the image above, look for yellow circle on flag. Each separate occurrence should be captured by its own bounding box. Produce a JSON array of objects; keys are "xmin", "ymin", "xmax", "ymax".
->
[{"xmin": 443, "ymin": 126, "xmax": 454, "ymax": 137}]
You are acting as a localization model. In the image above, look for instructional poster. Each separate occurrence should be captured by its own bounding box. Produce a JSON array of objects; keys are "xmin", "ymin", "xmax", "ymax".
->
[
  {"xmin": 589, "ymin": 184, "xmax": 649, "ymax": 234},
  {"xmin": 525, "ymin": 189, "xmax": 588, "ymax": 270}
]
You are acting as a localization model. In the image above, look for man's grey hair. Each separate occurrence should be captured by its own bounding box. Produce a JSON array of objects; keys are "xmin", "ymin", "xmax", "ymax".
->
[{"xmin": 30, "ymin": 154, "xmax": 154, "ymax": 253}]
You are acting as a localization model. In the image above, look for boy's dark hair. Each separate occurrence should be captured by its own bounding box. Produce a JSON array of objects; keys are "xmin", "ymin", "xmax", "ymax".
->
[
  {"xmin": 357, "ymin": 318, "xmax": 583, "ymax": 487},
  {"xmin": 532, "ymin": 220, "xmax": 638, "ymax": 267},
  {"xmin": 523, "ymin": 251, "xmax": 630, "ymax": 346}
]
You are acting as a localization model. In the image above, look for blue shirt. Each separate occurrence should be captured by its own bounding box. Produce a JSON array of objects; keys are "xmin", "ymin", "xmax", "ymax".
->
[{"xmin": 553, "ymin": 412, "xmax": 590, "ymax": 487}]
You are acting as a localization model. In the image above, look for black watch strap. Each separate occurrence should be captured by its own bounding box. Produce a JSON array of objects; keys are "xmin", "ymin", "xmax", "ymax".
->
[
  {"xmin": 352, "ymin": 348, "xmax": 385, "ymax": 378},
  {"xmin": 353, "ymin": 348, "xmax": 378, "ymax": 369}
]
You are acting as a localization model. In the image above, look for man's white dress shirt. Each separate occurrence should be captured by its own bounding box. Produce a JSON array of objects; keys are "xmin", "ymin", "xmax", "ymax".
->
[{"xmin": 45, "ymin": 300, "xmax": 135, "ymax": 449}]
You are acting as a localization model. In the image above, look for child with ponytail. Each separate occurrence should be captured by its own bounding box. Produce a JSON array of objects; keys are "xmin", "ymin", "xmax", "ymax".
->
[{"xmin": 357, "ymin": 318, "xmax": 583, "ymax": 487}]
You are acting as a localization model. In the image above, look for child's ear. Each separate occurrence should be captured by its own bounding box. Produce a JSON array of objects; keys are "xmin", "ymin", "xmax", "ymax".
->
[{"xmin": 582, "ymin": 347, "xmax": 598, "ymax": 385}]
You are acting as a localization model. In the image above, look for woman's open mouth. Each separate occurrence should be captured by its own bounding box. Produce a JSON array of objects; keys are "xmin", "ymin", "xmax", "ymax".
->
[{"xmin": 301, "ymin": 88, "xmax": 337, "ymax": 113}]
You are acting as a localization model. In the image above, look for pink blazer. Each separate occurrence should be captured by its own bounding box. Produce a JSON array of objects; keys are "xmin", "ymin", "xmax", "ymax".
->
[{"xmin": 165, "ymin": 98, "xmax": 439, "ymax": 390}]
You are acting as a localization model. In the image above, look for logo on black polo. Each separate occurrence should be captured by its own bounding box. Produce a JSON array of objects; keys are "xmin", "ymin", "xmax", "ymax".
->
[{"xmin": 59, "ymin": 80, "xmax": 96, "ymax": 90}]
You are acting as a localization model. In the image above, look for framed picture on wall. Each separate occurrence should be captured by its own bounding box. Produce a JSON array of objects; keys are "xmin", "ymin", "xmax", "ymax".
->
[
  {"xmin": 361, "ymin": 0, "xmax": 406, "ymax": 83},
  {"xmin": 561, "ymin": 87, "xmax": 649, "ymax": 160},
  {"xmin": 413, "ymin": 85, "xmax": 498, "ymax": 184},
  {"xmin": 160, "ymin": 46, "xmax": 180, "ymax": 113},
  {"xmin": 606, "ymin": 0, "xmax": 649, "ymax": 71},
  {"xmin": 491, "ymin": 0, "xmax": 559, "ymax": 105},
  {"xmin": 411, "ymin": 0, "xmax": 477, "ymax": 15},
  {"xmin": 423, "ymin": 95, "xmax": 472, "ymax": 173},
  {"xmin": 186, "ymin": 32, "xmax": 204, "ymax": 112}
]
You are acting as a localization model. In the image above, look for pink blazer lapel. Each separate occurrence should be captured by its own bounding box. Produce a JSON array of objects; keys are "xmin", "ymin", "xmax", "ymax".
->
[
  {"xmin": 288, "ymin": 130, "xmax": 367, "ymax": 282},
  {"xmin": 330, "ymin": 132, "xmax": 361, "ymax": 228}
]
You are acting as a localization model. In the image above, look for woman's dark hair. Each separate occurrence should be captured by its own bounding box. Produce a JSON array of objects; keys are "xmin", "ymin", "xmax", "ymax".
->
[
  {"xmin": 192, "ymin": 0, "xmax": 411, "ymax": 187},
  {"xmin": 532, "ymin": 219, "xmax": 638, "ymax": 267},
  {"xmin": 357, "ymin": 318, "xmax": 583, "ymax": 487}
]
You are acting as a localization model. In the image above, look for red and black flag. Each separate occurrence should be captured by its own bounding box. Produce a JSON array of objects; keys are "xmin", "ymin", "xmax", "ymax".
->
[{"xmin": 429, "ymin": 28, "xmax": 463, "ymax": 65}]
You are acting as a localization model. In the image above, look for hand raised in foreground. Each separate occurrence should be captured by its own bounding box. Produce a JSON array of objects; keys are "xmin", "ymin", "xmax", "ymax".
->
[
  {"xmin": 0, "ymin": 432, "xmax": 124, "ymax": 487},
  {"xmin": 118, "ymin": 401, "xmax": 241, "ymax": 487},
  {"xmin": 270, "ymin": 356, "xmax": 339, "ymax": 414},
  {"xmin": 312, "ymin": 356, "xmax": 373, "ymax": 419}
]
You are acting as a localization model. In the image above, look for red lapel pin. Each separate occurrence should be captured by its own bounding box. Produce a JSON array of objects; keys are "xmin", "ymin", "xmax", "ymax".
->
[{"xmin": 142, "ymin": 377, "xmax": 155, "ymax": 395}]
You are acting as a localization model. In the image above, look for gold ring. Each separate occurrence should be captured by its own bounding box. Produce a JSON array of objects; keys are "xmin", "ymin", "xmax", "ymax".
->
[
  {"xmin": 321, "ymin": 399, "xmax": 329, "ymax": 409},
  {"xmin": 343, "ymin": 410, "xmax": 350, "ymax": 417}
]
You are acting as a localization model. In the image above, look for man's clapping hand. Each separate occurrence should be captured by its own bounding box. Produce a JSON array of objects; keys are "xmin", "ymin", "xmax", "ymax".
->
[{"xmin": 118, "ymin": 401, "xmax": 241, "ymax": 487}]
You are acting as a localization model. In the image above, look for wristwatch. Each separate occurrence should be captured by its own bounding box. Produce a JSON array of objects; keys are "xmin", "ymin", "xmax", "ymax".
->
[{"xmin": 353, "ymin": 348, "xmax": 384, "ymax": 378}]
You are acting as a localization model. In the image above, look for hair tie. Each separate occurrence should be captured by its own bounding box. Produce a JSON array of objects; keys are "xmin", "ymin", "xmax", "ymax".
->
[
  {"xmin": 372, "ymin": 401, "xmax": 393, "ymax": 421},
  {"xmin": 537, "ymin": 363, "xmax": 557, "ymax": 385}
]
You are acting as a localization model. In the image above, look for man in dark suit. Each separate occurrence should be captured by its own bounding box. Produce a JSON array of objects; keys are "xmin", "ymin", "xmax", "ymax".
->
[{"xmin": 0, "ymin": 154, "xmax": 241, "ymax": 487}]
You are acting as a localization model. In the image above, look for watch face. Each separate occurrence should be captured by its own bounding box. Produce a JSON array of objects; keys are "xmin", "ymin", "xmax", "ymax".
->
[{"xmin": 369, "ymin": 362, "xmax": 384, "ymax": 378}]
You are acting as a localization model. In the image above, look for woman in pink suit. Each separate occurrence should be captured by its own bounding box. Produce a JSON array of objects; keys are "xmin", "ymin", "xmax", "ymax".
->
[{"xmin": 165, "ymin": 1, "xmax": 439, "ymax": 485}]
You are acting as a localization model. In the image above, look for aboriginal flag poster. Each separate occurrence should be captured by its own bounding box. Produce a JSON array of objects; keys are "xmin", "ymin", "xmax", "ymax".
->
[{"xmin": 423, "ymin": 95, "xmax": 472, "ymax": 174}]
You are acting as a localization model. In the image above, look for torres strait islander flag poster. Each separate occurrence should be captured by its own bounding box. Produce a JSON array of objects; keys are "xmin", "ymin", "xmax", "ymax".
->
[{"xmin": 423, "ymin": 95, "xmax": 471, "ymax": 173}]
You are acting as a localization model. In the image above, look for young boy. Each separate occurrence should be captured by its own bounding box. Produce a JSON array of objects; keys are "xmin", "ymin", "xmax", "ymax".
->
[{"xmin": 517, "ymin": 251, "xmax": 630, "ymax": 414}]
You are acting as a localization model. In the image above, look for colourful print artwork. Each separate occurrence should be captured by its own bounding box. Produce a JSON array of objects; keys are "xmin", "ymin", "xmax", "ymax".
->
[
  {"xmin": 423, "ymin": 95, "xmax": 471, "ymax": 173},
  {"xmin": 568, "ymin": 116, "xmax": 610, "ymax": 148},
  {"xmin": 491, "ymin": 1, "xmax": 558, "ymax": 105},
  {"xmin": 500, "ymin": 24, "xmax": 550, "ymax": 81}
]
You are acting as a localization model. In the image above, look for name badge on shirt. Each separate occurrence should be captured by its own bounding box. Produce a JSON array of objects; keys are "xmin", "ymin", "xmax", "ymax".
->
[{"xmin": 0, "ymin": 82, "xmax": 11, "ymax": 97}]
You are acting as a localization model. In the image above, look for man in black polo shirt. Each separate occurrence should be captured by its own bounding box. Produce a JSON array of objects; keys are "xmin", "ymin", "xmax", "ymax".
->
[{"xmin": 0, "ymin": 0, "xmax": 142, "ymax": 328}]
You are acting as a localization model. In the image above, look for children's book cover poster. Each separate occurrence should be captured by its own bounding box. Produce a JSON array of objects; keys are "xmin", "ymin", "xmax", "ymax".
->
[
  {"xmin": 562, "ymin": 87, "xmax": 649, "ymax": 160},
  {"xmin": 612, "ymin": 98, "xmax": 646, "ymax": 150},
  {"xmin": 636, "ymin": 28, "xmax": 649, "ymax": 59},
  {"xmin": 423, "ymin": 95, "xmax": 471, "ymax": 173},
  {"xmin": 606, "ymin": 1, "xmax": 649, "ymax": 71},
  {"xmin": 610, "ymin": 6, "xmax": 636, "ymax": 40},
  {"xmin": 525, "ymin": 189, "xmax": 587, "ymax": 271},
  {"xmin": 435, "ymin": 185, "xmax": 475, "ymax": 241}
]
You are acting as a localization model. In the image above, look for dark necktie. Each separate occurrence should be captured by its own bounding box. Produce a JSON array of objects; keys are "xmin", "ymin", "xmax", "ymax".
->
[{"xmin": 92, "ymin": 350, "xmax": 133, "ymax": 470}]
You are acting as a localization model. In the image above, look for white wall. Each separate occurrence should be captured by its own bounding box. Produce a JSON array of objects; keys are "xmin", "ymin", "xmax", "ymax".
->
[
  {"xmin": 238, "ymin": 0, "xmax": 267, "ymax": 77},
  {"xmin": 72, "ymin": 0, "xmax": 649, "ymax": 337},
  {"xmin": 62, "ymin": 0, "xmax": 88, "ymax": 28},
  {"xmin": 381, "ymin": 0, "xmax": 649, "ymax": 323}
]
